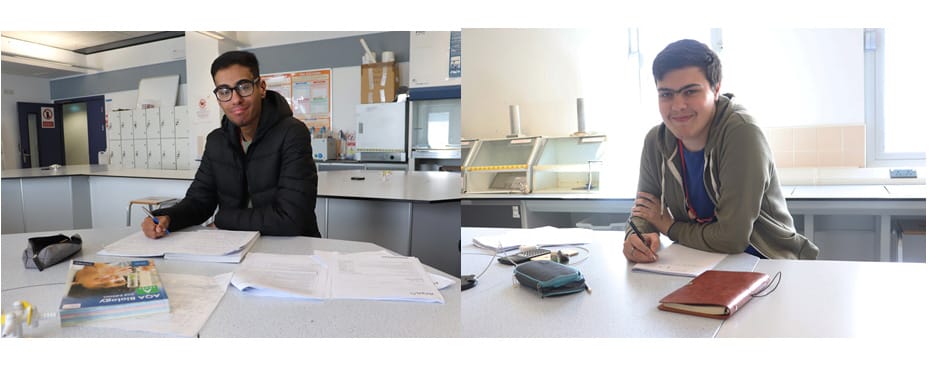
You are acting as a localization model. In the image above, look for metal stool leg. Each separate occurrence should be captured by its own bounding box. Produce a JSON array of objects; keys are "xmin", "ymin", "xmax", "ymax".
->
[{"xmin": 126, "ymin": 202, "xmax": 133, "ymax": 226}]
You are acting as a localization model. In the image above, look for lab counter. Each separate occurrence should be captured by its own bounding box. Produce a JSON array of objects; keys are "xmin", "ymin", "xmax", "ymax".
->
[
  {"xmin": 462, "ymin": 185, "xmax": 926, "ymax": 263},
  {"xmin": 1, "ymin": 166, "xmax": 462, "ymax": 277}
]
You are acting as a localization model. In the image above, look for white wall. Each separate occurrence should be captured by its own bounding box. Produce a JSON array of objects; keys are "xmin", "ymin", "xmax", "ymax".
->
[
  {"xmin": 0, "ymin": 73, "xmax": 52, "ymax": 170},
  {"xmin": 462, "ymin": 28, "xmax": 644, "ymax": 193},
  {"xmin": 720, "ymin": 28, "xmax": 864, "ymax": 127}
]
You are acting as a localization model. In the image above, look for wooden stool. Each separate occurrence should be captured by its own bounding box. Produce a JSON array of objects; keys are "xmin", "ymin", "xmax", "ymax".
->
[{"xmin": 127, "ymin": 196, "xmax": 178, "ymax": 226}]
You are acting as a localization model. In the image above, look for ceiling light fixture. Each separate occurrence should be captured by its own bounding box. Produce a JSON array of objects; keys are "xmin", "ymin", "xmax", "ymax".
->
[{"xmin": 197, "ymin": 31, "xmax": 226, "ymax": 40}]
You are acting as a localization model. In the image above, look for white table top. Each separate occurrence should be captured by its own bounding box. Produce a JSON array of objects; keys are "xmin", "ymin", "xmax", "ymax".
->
[
  {"xmin": 714, "ymin": 259, "xmax": 932, "ymax": 337},
  {"xmin": 1, "ymin": 227, "xmax": 460, "ymax": 337},
  {"xmin": 460, "ymin": 227, "xmax": 758, "ymax": 337},
  {"xmin": 461, "ymin": 227, "xmax": 930, "ymax": 338}
]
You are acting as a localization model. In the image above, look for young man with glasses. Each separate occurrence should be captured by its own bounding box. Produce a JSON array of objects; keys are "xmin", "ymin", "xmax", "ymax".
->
[
  {"xmin": 623, "ymin": 39, "xmax": 818, "ymax": 262},
  {"xmin": 142, "ymin": 51, "xmax": 321, "ymax": 238}
]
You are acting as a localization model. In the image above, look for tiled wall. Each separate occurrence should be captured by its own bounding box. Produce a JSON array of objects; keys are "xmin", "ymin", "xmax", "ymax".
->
[{"xmin": 762, "ymin": 125, "xmax": 865, "ymax": 168}]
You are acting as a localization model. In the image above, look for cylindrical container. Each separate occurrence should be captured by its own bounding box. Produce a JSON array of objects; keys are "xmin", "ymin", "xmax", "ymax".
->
[
  {"xmin": 509, "ymin": 105, "xmax": 522, "ymax": 137},
  {"xmin": 576, "ymin": 98, "xmax": 586, "ymax": 134},
  {"xmin": 381, "ymin": 51, "xmax": 395, "ymax": 63}
]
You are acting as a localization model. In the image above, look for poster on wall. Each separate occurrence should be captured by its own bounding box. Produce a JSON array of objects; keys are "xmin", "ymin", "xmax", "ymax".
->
[
  {"xmin": 41, "ymin": 107, "xmax": 55, "ymax": 128},
  {"xmin": 263, "ymin": 73, "xmax": 293, "ymax": 106},
  {"xmin": 291, "ymin": 69, "xmax": 331, "ymax": 132}
]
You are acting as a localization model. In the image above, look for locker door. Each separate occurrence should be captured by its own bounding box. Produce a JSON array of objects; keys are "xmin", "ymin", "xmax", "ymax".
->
[
  {"xmin": 175, "ymin": 138, "xmax": 190, "ymax": 170},
  {"xmin": 161, "ymin": 139, "xmax": 176, "ymax": 169},
  {"xmin": 147, "ymin": 139, "xmax": 161, "ymax": 169},
  {"xmin": 160, "ymin": 106, "xmax": 175, "ymax": 139},
  {"xmin": 134, "ymin": 139, "xmax": 147, "ymax": 168},
  {"xmin": 109, "ymin": 140, "xmax": 122, "ymax": 166},
  {"xmin": 120, "ymin": 111, "xmax": 134, "ymax": 140},
  {"xmin": 121, "ymin": 140, "xmax": 135, "ymax": 168},
  {"xmin": 145, "ymin": 107, "xmax": 160, "ymax": 139},
  {"xmin": 133, "ymin": 110, "xmax": 146, "ymax": 139},
  {"xmin": 174, "ymin": 106, "xmax": 190, "ymax": 138},
  {"xmin": 107, "ymin": 112, "xmax": 121, "ymax": 142}
]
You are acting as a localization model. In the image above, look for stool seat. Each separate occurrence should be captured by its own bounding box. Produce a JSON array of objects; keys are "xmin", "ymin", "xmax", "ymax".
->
[{"xmin": 127, "ymin": 196, "xmax": 178, "ymax": 226}]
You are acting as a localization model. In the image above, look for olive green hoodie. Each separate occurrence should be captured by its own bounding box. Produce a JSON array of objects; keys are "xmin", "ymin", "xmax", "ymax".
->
[{"xmin": 627, "ymin": 94, "xmax": 819, "ymax": 259}]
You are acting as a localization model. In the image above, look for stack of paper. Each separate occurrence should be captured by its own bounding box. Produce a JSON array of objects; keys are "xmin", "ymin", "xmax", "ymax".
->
[
  {"xmin": 472, "ymin": 226, "xmax": 593, "ymax": 252},
  {"xmin": 99, "ymin": 229, "xmax": 259, "ymax": 263},
  {"xmin": 231, "ymin": 253, "xmax": 329, "ymax": 300},
  {"xmin": 231, "ymin": 251, "xmax": 445, "ymax": 304},
  {"xmin": 632, "ymin": 243, "xmax": 728, "ymax": 277}
]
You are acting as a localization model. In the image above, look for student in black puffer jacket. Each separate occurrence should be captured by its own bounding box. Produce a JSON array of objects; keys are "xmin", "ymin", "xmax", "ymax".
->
[{"xmin": 142, "ymin": 51, "xmax": 320, "ymax": 238}]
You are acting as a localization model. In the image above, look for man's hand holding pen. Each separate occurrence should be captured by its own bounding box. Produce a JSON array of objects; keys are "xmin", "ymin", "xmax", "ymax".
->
[
  {"xmin": 140, "ymin": 208, "xmax": 172, "ymax": 239},
  {"xmin": 624, "ymin": 218, "xmax": 660, "ymax": 263}
]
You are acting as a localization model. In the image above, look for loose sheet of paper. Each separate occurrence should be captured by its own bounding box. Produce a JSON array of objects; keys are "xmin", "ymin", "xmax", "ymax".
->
[
  {"xmin": 632, "ymin": 243, "xmax": 728, "ymax": 277},
  {"xmin": 231, "ymin": 252, "xmax": 329, "ymax": 300},
  {"xmin": 472, "ymin": 226, "xmax": 593, "ymax": 252},
  {"xmin": 319, "ymin": 251, "xmax": 445, "ymax": 304},
  {"xmin": 79, "ymin": 272, "xmax": 232, "ymax": 337}
]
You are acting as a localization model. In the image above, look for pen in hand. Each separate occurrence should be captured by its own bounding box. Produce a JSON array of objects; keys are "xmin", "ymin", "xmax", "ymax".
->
[
  {"xmin": 141, "ymin": 207, "xmax": 169, "ymax": 235},
  {"xmin": 628, "ymin": 218, "xmax": 646, "ymax": 244},
  {"xmin": 627, "ymin": 218, "xmax": 656, "ymax": 260}
]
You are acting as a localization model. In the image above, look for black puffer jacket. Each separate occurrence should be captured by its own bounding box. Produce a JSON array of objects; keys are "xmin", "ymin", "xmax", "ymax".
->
[{"xmin": 155, "ymin": 90, "xmax": 321, "ymax": 237}]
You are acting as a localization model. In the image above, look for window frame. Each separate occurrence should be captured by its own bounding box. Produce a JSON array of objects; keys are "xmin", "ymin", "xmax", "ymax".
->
[{"xmin": 865, "ymin": 28, "xmax": 926, "ymax": 167}]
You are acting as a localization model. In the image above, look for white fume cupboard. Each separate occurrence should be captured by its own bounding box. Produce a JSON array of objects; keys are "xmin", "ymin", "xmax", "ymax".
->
[{"xmin": 106, "ymin": 106, "xmax": 191, "ymax": 170}]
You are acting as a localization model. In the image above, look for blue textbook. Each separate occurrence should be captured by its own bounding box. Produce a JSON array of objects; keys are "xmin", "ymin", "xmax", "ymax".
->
[{"xmin": 59, "ymin": 259, "xmax": 170, "ymax": 326}]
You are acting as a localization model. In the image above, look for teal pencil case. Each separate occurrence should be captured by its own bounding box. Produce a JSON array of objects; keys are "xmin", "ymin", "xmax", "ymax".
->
[{"xmin": 513, "ymin": 260, "xmax": 588, "ymax": 297}]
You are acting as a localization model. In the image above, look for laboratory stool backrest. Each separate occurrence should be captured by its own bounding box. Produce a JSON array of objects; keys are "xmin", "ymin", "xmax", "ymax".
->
[{"xmin": 127, "ymin": 196, "xmax": 178, "ymax": 226}]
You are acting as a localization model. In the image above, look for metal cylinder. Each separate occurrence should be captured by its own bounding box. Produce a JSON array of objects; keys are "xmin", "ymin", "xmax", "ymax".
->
[
  {"xmin": 509, "ymin": 105, "xmax": 521, "ymax": 137},
  {"xmin": 576, "ymin": 98, "xmax": 586, "ymax": 134}
]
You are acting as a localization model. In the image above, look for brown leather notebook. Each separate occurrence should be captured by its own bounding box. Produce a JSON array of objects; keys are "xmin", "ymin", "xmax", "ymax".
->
[{"xmin": 658, "ymin": 270, "xmax": 771, "ymax": 319}]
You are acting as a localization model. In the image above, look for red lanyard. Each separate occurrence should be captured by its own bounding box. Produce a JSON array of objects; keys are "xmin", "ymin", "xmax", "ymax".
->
[{"xmin": 677, "ymin": 140, "xmax": 715, "ymax": 224}]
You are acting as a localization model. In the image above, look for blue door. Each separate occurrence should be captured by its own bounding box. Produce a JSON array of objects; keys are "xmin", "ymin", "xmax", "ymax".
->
[{"xmin": 17, "ymin": 102, "xmax": 65, "ymax": 168}]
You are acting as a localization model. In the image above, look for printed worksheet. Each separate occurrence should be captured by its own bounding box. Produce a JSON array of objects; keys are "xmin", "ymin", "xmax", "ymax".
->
[
  {"xmin": 230, "ymin": 253, "xmax": 329, "ymax": 300},
  {"xmin": 319, "ymin": 251, "xmax": 444, "ymax": 304}
]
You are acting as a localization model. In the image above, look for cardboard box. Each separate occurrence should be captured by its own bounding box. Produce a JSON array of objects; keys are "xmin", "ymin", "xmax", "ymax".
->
[{"xmin": 360, "ymin": 62, "xmax": 400, "ymax": 104}]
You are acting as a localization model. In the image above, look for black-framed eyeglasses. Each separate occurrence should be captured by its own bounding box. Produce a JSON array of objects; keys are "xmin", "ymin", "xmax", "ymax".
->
[{"xmin": 213, "ymin": 77, "xmax": 260, "ymax": 102}]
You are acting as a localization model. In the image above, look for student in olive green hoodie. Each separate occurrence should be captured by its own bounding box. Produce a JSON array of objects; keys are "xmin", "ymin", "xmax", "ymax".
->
[{"xmin": 623, "ymin": 39, "xmax": 818, "ymax": 263}]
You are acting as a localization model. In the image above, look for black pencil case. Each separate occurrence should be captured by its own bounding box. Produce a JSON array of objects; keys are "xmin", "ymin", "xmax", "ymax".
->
[
  {"xmin": 23, "ymin": 233, "xmax": 82, "ymax": 271},
  {"xmin": 513, "ymin": 260, "xmax": 588, "ymax": 297}
]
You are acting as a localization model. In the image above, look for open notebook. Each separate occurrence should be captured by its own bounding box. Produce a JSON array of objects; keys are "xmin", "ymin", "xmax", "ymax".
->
[
  {"xmin": 632, "ymin": 243, "xmax": 728, "ymax": 277},
  {"xmin": 99, "ymin": 229, "xmax": 259, "ymax": 263}
]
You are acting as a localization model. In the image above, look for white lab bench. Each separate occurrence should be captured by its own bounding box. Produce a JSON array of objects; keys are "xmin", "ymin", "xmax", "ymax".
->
[
  {"xmin": 1, "ymin": 166, "xmax": 461, "ymax": 276},
  {"xmin": 462, "ymin": 184, "xmax": 926, "ymax": 263}
]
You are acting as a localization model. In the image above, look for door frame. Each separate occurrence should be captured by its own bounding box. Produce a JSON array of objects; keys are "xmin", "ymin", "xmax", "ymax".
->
[{"xmin": 55, "ymin": 95, "xmax": 107, "ymax": 165}]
